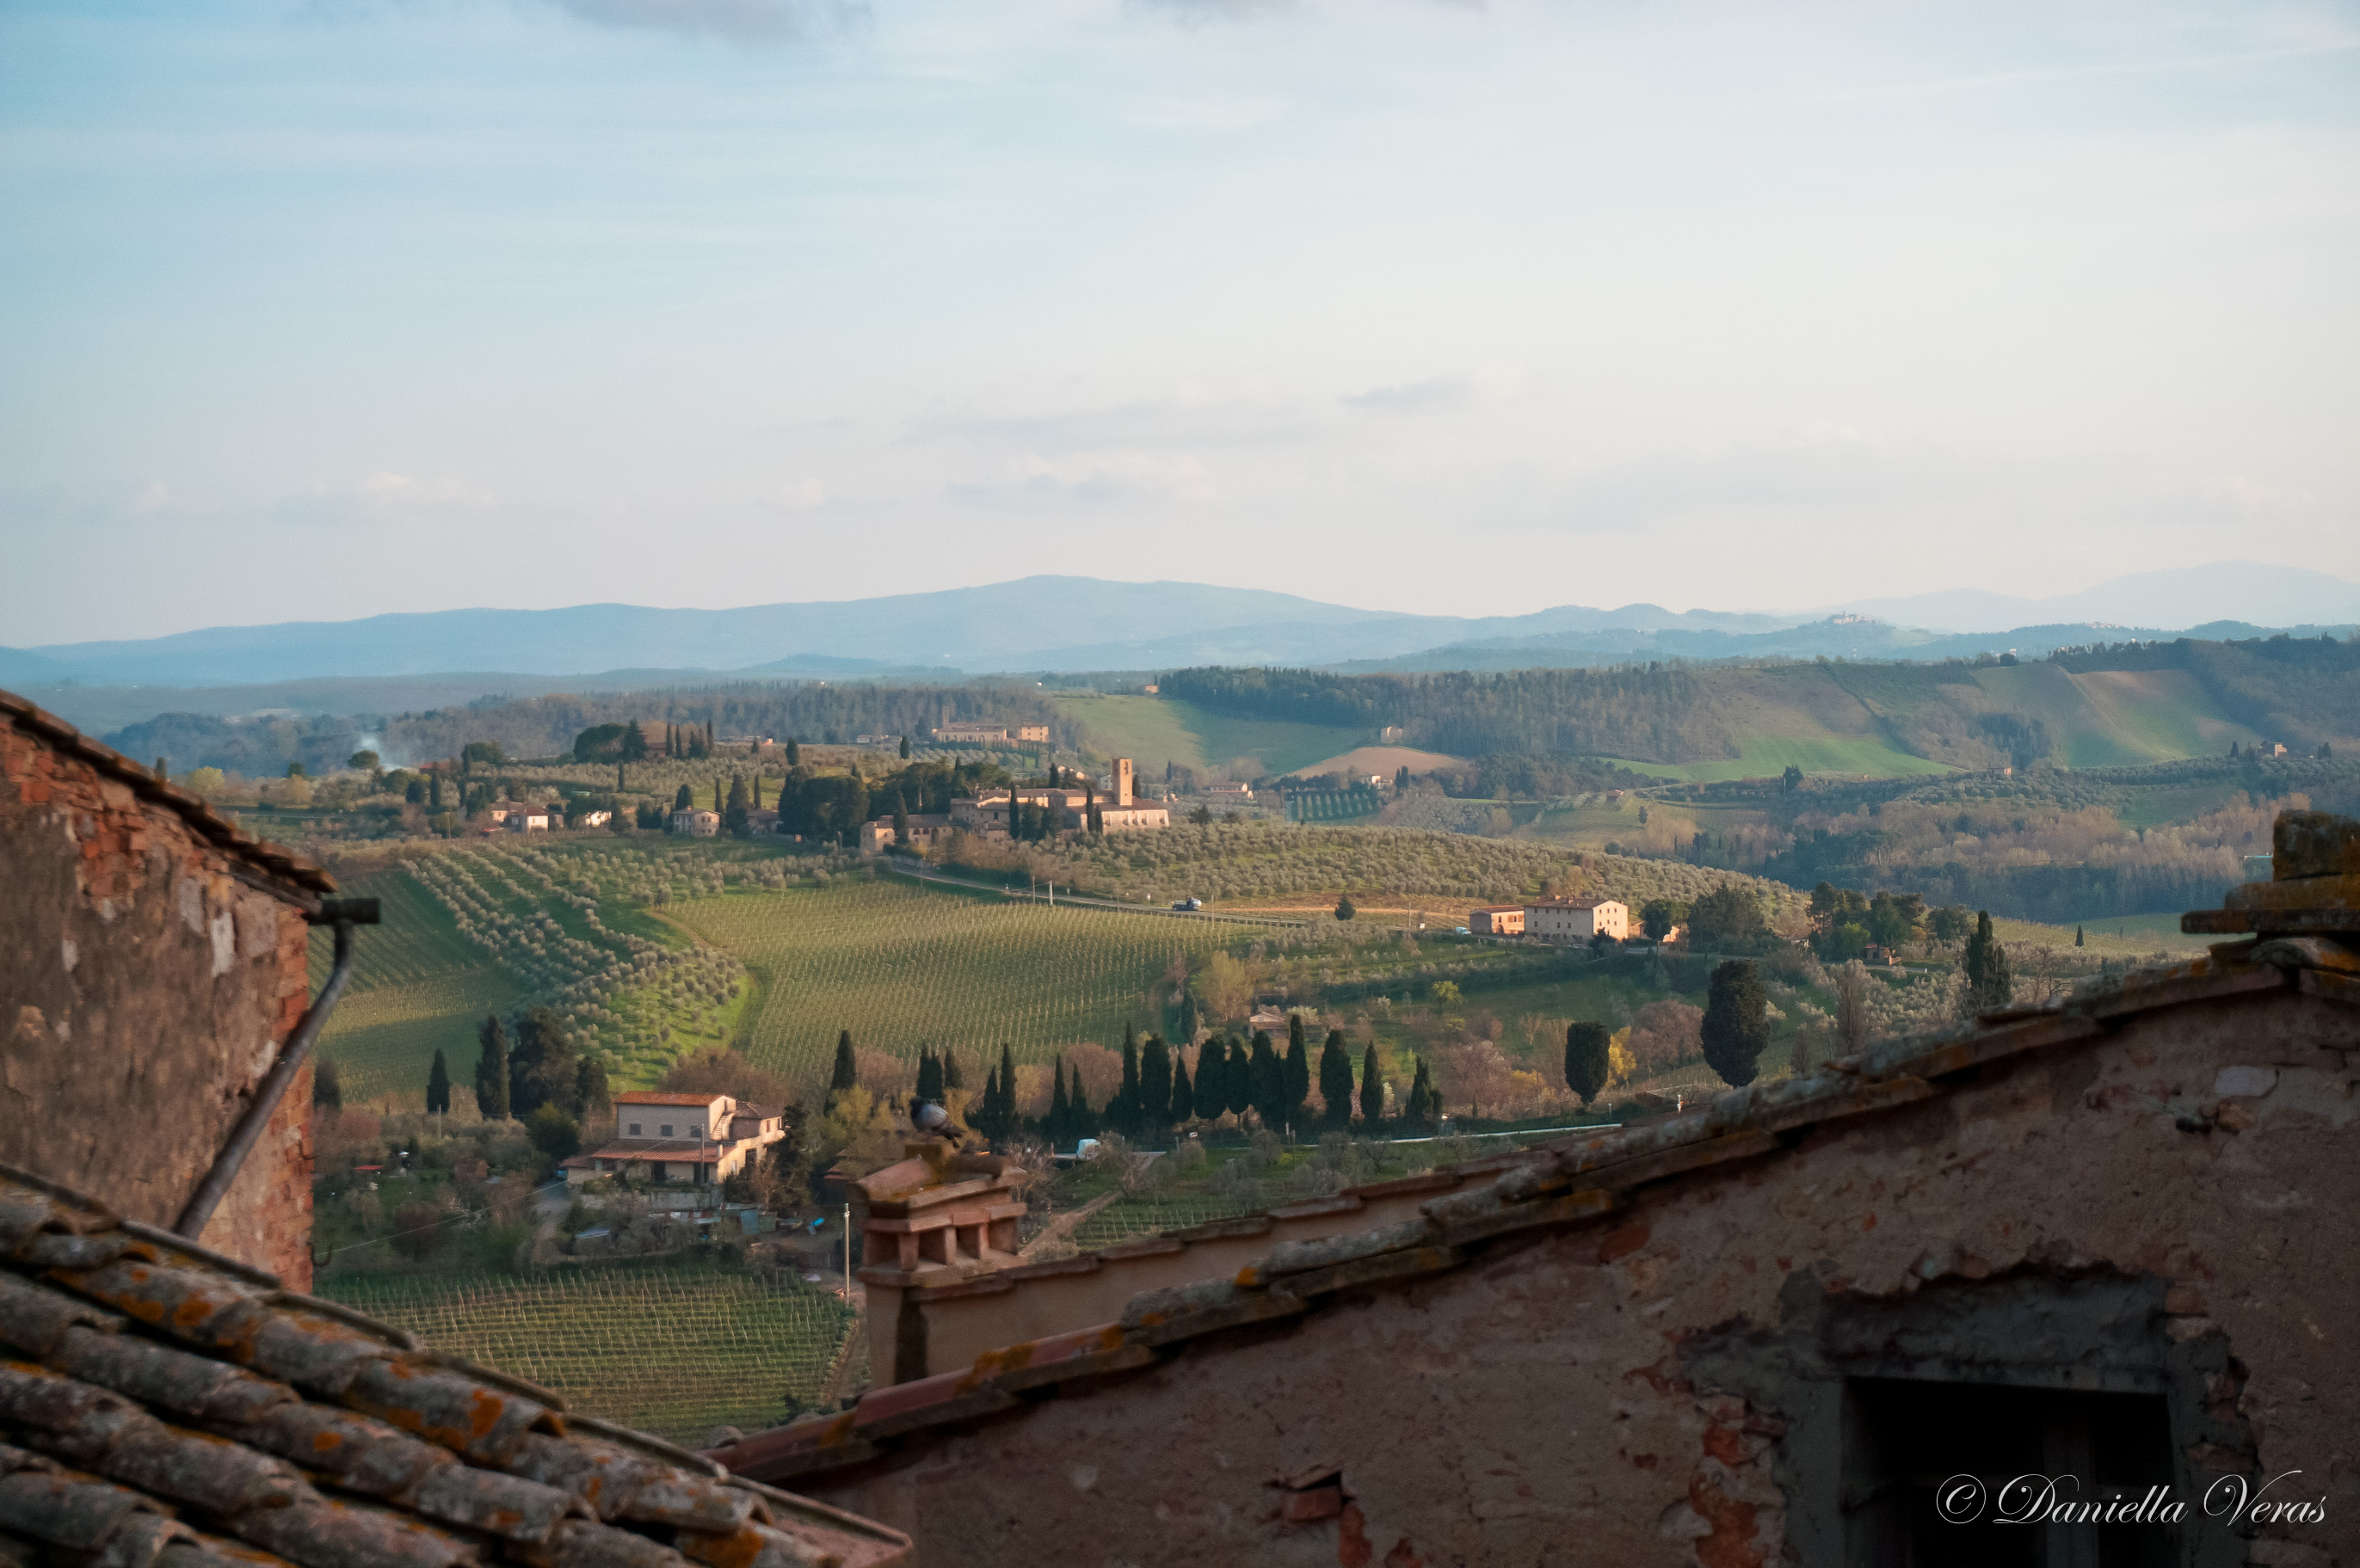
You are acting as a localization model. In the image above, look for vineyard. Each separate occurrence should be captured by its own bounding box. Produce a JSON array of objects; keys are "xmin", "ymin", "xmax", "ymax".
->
[
  {"xmin": 669, "ymin": 880, "xmax": 1284, "ymax": 1084},
  {"xmin": 316, "ymin": 1264, "xmax": 858, "ymax": 1444}
]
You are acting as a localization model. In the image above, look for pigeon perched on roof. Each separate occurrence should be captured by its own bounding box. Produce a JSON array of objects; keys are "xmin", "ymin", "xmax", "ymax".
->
[{"xmin": 911, "ymin": 1098, "xmax": 964, "ymax": 1146}]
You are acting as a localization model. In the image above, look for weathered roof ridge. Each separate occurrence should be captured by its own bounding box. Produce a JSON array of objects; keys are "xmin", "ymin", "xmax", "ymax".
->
[
  {"xmin": 0, "ymin": 1164, "xmax": 910, "ymax": 1568},
  {"xmin": 0, "ymin": 687, "xmax": 335, "ymax": 901},
  {"xmin": 716, "ymin": 938, "xmax": 2352, "ymax": 1486}
]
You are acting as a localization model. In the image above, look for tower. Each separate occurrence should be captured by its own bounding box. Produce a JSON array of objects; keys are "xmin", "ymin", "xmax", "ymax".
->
[{"xmin": 1116, "ymin": 757, "xmax": 1134, "ymax": 807}]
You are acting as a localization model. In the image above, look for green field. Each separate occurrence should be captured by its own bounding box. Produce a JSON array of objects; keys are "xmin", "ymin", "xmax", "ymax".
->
[
  {"xmin": 1969, "ymin": 666, "xmax": 2264, "ymax": 767},
  {"xmin": 669, "ymin": 879, "xmax": 1282, "ymax": 1084},
  {"xmin": 1603, "ymin": 734, "xmax": 1956, "ymax": 784},
  {"xmin": 317, "ymin": 1264, "xmax": 856, "ymax": 1442},
  {"xmin": 311, "ymin": 869, "xmax": 530, "ymax": 1109},
  {"xmin": 1056, "ymin": 694, "xmax": 1368, "ymax": 778},
  {"xmin": 1994, "ymin": 913, "xmax": 2209, "ymax": 957}
]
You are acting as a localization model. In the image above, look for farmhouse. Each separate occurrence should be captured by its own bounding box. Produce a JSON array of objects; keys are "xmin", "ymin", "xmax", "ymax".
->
[
  {"xmin": 1467, "ymin": 904, "xmax": 1525, "ymax": 935},
  {"xmin": 944, "ymin": 758, "xmax": 1168, "ymax": 841},
  {"xmin": 502, "ymin": 803, "xmax": 553, "ymax": 833},
  {"xmin": 571, "ymin": 1091, "xmax": 792, "ymax": 1186},
  {"xmin": 711, "ymin": 813, "xmax": 2360, "ymax": 1568},
  {"xmin": 858, "ymin": 812, "xmax": 952, "ymax": 854},
  {"xmin": 1523, "ymin": 894, "xmax": 1627, "ymax": 941},
  {"xmin": 670, "ymin": 808, "xmax": 721, "ymax": 836},
  {"xmin": 1205, "ymin": 781, "xmax": 1253, "ymax": 800},
  {"xmin": 932, "ymin": 723, "xmax": 1009, "ymax": 745}
]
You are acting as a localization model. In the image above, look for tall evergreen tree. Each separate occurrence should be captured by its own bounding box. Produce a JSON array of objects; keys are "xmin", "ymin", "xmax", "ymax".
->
[
  {"xmin": 475, "ymin": 1015, "xmax": 511, "ymax": 1120},
  {"xmin": 1194, "ymin": 1036, "xmax": 1229, "ymax": 1120},
  {"xmin": 1050, "ymin": 1060, "xmax": 1071, "ymax": 1142},
  {"xmin": 1961, "ymin": 911, "xmax": 2012, "ymax": 1016},
  {"xmin": 829, "ymin": 1030, "xmax": 858, "ymax": 1108},
  {"xmin": 1118, "ymin": 1024, "xmax": 1142, "ymax": 1132},
  {"xmin": 1066, "ymin": 1062, "xmax": 1094, "ymax": 1141},
  {"xmin": 508, "ymin": 1007, "xmax": 579, "ymax": 1118},
  {"xmin": 1169, "ymin": 1053, "xmax": 1192, "ymax": 1124},
  {"xmin": 429, "ymin": 772, "xmax": 442, "ymax": 810},
  {"xmin": 943, "ymin": 1048, "xmax": 965, "ymax": 1091},
  {"xmin": 900, "ymin": 735, "xmax": 911, "ymax": 759},
  {"xmin": 1226, "ymin": 1033, "xmax": 1254, "ymax": 1116},
  {"xmin": 1564, "ymin": 1022, "xmax": 1611, "ymax": 1105},
  {"xmin": 1317, "ymin": 1030, "xmax": 1353, "ymax": 1127},
  {"xmin": 1283, "ymin": 1015, "xmax": 1311, "ymax": 1122},
  {"xmin": 2073, "ymin": 924, "xmax": 2085, "ymax": 948},
  {"xmin": 1405, "ymin": 1056, "xmax": 1437, "ymax": 1127},
  {"xmin": 1177, "ymin": 990, "xmax": 1200, "ymax": 1044},
  {"xmin": 1140, "ymin": 1035, "xmax": 1172, "ymax": 1130},
  {"xmin": 1701, "ymin": 961, "xmax": 1770, "ymax": 1087},
  {"xmin": 893, "ymin": 793, "xmax": 910, "ymax": 845},
  {"xmin": 1248, "ymin": 1030, "xmax": 1284, "ymax": 1128},
  {"xmin": 675, "ymin": 784, "xmax": 693, "ymax": 812},
  {"xmin": 575, "ymin": 1056, "xmax": 611, "ymax": 1122},
  {"xmin": 1359, "ymin": 1041, "xmax": 1384, "ymax": 1125},
  {"xmin": 424, "ymin": 1048, "xmax": 452, "ymax": 1116},
  {"xmin": 312, "ymin": 1059, "xmax": 342, "ymax": 1115},
  {"xmin": 915, "ymin": 1048, "xmax": 944, "ymax": 1105},
  {"xmin": 980, "ymin": 1061, "xmax": 1003, "ymax": 1144},
  {"xmin": 996, "ymin": 1043, "xmax": 1018, "ymax": 1141},
  {"xmin": 787, "ymin": 737, "xmax": 802, "ymax": 766}
]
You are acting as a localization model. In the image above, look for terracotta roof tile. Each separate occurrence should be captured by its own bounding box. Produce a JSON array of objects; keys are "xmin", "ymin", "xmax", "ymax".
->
[{"xmin": 0, "ymin": 1165, "xmax": 909, "ymax": 1568}]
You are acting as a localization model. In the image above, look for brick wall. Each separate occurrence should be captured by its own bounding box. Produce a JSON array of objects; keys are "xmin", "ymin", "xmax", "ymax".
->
[{"xmin": 1, "ymin": 705, "xmax": 319, "ymax": 1288}]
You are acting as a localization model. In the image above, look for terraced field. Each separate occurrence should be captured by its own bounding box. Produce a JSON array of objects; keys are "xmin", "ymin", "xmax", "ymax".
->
[
  {"xmin": 310, "ymin": 869, "xmax": 530, "ymax": 1108},
  {"xmin": 317, "ymin": 1264, "xmax": 858, "ymax": 1443},
  {"xmin": 669, "ymin": 880, "xmax": 1281, "ymax": 1084},
  {"xmin": 1054, "ymin": 694, "xmax": 1367, "ymax": 778}
]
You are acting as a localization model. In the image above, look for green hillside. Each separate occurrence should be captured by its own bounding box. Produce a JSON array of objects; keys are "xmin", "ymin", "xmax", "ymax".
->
[
  {"xmin": 1055, "ymin": 693, "xmax": 1369, "ymax": 778},
  {"xmin": 1968, "ymin": 665, "xmax": 2264, "ymax": 766},
  {"xmin": 670, "ymin": 878, "xmax": 1283, "ymax": 1083},
  {"xmin": 310, "ymin": 869, "xmax": 530, "ymax": 1108}
]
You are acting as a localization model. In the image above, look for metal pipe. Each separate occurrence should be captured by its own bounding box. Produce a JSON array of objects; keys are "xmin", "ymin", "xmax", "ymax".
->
[{"xmin": 176, "ymin": 896, "xmax": 379, "ymax": 1241}]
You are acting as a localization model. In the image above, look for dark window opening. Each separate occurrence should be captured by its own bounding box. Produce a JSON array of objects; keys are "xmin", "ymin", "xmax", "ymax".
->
[{"xmin": 1844, "ymin": 1378, "xmax": 2177, "ymax": 1568}]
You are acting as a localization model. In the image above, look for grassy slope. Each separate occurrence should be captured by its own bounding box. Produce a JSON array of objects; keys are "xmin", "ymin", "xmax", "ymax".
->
[
  {"xmin": 1603, "ymin": 735, "xmax": 1955, "ymax": 783},
  {"xmin": 1969, "ymin": 665, "xmax": 2264, "ymax": 766},
  {"xmin": 310, "ymin": 870, "xmax": 528, "ymax": 1109},
  {"xmin": 317, "ymin": 1264, "xmax": 854, "ymax": 1443},
  {"xmin": 670, "ymin": 879, "xmax": 1279, "ymax": 1084},
  {"xmin": 1057, "ymin": 694, "xmax": 1367, "ymax": 778}
]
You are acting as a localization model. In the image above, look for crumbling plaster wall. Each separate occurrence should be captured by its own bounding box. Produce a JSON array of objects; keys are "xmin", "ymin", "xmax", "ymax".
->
[
  {"xmin": 1, "ymin": 716, "xmax": 315, "ymax": 1287},
  {"xmin": 798, "ymin": 989, "xmax": 2357, "ymax": 1567}
]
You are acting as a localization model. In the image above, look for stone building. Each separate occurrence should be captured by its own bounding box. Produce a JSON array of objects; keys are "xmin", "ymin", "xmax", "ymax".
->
[
  {"xmin": 2, "ymin": 689, "xmax": 332, "ymax": 1288},
  {"xmin": 569, "ymin": 1091, "xmax": 793, "ymax": 1186},
  {"xmin": 712, "ymin": 813, "xmax": 2360, "ymax": 1567},
  {"xmin": 1524, "ymin": 895, "xmax": 1629, "ymax": 942},
  {"xmin": 1469, "ymin": 904, "xmax": 1525, "ymax": 935}
]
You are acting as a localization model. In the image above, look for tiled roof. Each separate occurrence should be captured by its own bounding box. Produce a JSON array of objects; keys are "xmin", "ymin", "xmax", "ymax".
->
[
  {"xmin": 0, "ymin": 689, "xmax": 334, "ymax": 901},
  {"xmin": 0, "ymin": 1166, "xmax": 909, "ymax": 1568},
  {"xmin": 714, "ymin": 937, "xmax": 2353, "ymax": 1488},
  {"xmin": 611, "ymin": 1095, "xmax": 725, "ymax": 1108}
]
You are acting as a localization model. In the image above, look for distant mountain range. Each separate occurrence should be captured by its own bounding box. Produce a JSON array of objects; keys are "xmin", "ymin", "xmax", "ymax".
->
[{"xmin": 4, "ymin": 564, "xmax": 2354, "ymax": 725}]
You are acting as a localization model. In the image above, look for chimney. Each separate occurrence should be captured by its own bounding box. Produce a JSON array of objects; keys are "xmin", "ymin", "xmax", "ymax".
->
[{"xmin": 1116, "ymin": 758, "xmax": 1134, "ymax": 807}]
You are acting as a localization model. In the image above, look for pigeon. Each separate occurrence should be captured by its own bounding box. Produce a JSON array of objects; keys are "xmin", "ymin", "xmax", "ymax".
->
[{"xmin": 911, "ymin": 1098, "xmax": 963, "ymax": 1146}]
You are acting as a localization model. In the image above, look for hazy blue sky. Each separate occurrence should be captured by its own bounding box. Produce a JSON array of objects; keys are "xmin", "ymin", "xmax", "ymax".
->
[{"xmin": 3, "ymin": 0, "xmax": 2356, "ymax": 643}]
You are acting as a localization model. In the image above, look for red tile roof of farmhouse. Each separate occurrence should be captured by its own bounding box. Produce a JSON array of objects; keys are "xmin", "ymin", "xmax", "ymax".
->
[
  {"xmin": 708, "ymin": 818, "xmax": 2360, "ymax": 1489},
  {"xmin": 0, "ymin": 1163, "xmax": 910, "ymax": 1568},
  {"xmin": 611, "ymin": 1092, "xmax": 730, "ymax": 1107},
  {"xmin": 0, "ymin": 690, "xmax": 334, "ymax": 902},
  {"xmin": 1526, "ymin": 895, "xmax": 1617, "ymax": 908}
]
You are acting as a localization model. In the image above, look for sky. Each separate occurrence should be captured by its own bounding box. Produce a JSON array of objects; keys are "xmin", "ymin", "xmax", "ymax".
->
[{"xmin": 3, "ymin": 0, "xmax": 2357, "ymax": 645}]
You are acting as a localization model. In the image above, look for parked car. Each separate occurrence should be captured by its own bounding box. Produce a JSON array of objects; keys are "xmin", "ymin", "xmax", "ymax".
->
[{"xmin": 1172, "ymin": 895, "xmax": 1204, "ymax": 910}]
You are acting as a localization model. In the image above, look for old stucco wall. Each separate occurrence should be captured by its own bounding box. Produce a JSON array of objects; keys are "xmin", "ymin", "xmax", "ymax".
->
[
  {"xmin": 1, "ymin": 711, "xmax": 317, "ymax": 1288},
  {"xmin": 796, "ymin": 988, "xmax": 2357, "ymax": 1567}
]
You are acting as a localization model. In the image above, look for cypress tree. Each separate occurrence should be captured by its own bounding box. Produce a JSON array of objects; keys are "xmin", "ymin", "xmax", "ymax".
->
[
  {"xmin": 1050, "ymin": 1060, "xmax": 1070, "ymax": 1142},
  {"xmin": 713, "ymin": 778, "xmax": 722, "ymax": 813},
  {"xmin": 1194, "ymin": 1036, "xmax": 1229, "ymax": 1120},
  {"xmin": 1118, "ymin": 1025, "xmax": 1142, "ymax": 1134},
  {"xmin": 1701, "ymin": 961, "xmax": 1770, "ymax": 1087},
  {"xmin": 1317, "ymin": 1030, "xmax": 1353, "ymax": 1127},
  {"xmin": 900, "ymin": 735, "xmax": 911, "ymax": 759},
  {"xmin": 425, "ymin": 1048, "xmax": 452, "ymax": 1116},
  {"xmin": 787, "ymin": 738, "xmax": 801, "ymax": 766},
  {"xmin": 429, "ymin": 772, "xmax": 443, "ymax": 810},
  {"xmin": 475, "ymin": 1015, "xmax": 510, "ymax": 1120},
  {"xmin": 675, "ymin": 783, "xmax": 693, "ymax": 813},
  {"xmin": 981, "ymin": 1061, "xmax": 1002, "ymax": 1143},
  {"xmin": 1359, "ymin": 1041, "xmax": 1384, "ymax": 1125},
  {"xmin": 2073, "ymin": 924, "xmax": 2085, "ymax": 948},
  {"xmin": 829, "ymin": 1030, "xmax": 858, "ymax": 1107},
  {"xmin": 1141, "ymin": 1035, "xmax": 1172, "ymax": 1131},
  {"xmin": 1962, "ymin": 911, "xmax": 2012, "ymax": 1016},
  {"xmin": 575, "ymin": 1056, "xmax": 611, "ymax": 1122},
  {"xmin": 1248, "ymin": 1030, "xmax": 1284, "ymax": 1128},
  {"xmin": 1226, "ymin": 1033, "xmax": 1254, "ymax": 1116},
  {"xmin": 997, "ymin": 1043, "xmax": 1018, "ymax": 1141},
  {"xmin": 943, "ymin": 1049, "xmax": 965, "ymax": 1091},
  {"xmin": 313, "ymin": 1058, "xmax": 342, "ymax": 1115},
  {"xmin": 1177, "ymin": 990, "xmax": 1199, "ymax": 1044},
  {"xmin": 1170, "ymin": 1053, "xmax": 1192, "ymax": 1124},
  {"xmin": 1406, "ymin": 1057, "xmax": 1437, "ymax": 1127},
  {"xmin": 1283, "ymin": 1014, "xmax": 1310, "ymax": 1122},
  {"xmin": 1564, "ymin": 1022, "xmax": 1611, "ymax": 1105},
  {"xmin": 916, "ymin": 1048, "xmax": 944, "ymax": 1104}
]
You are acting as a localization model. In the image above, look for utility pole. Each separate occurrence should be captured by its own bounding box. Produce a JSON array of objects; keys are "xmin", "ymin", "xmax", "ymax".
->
[{"xmin": 842, "ymin": 1202, "xmax": 853, "ymax": 1300}]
